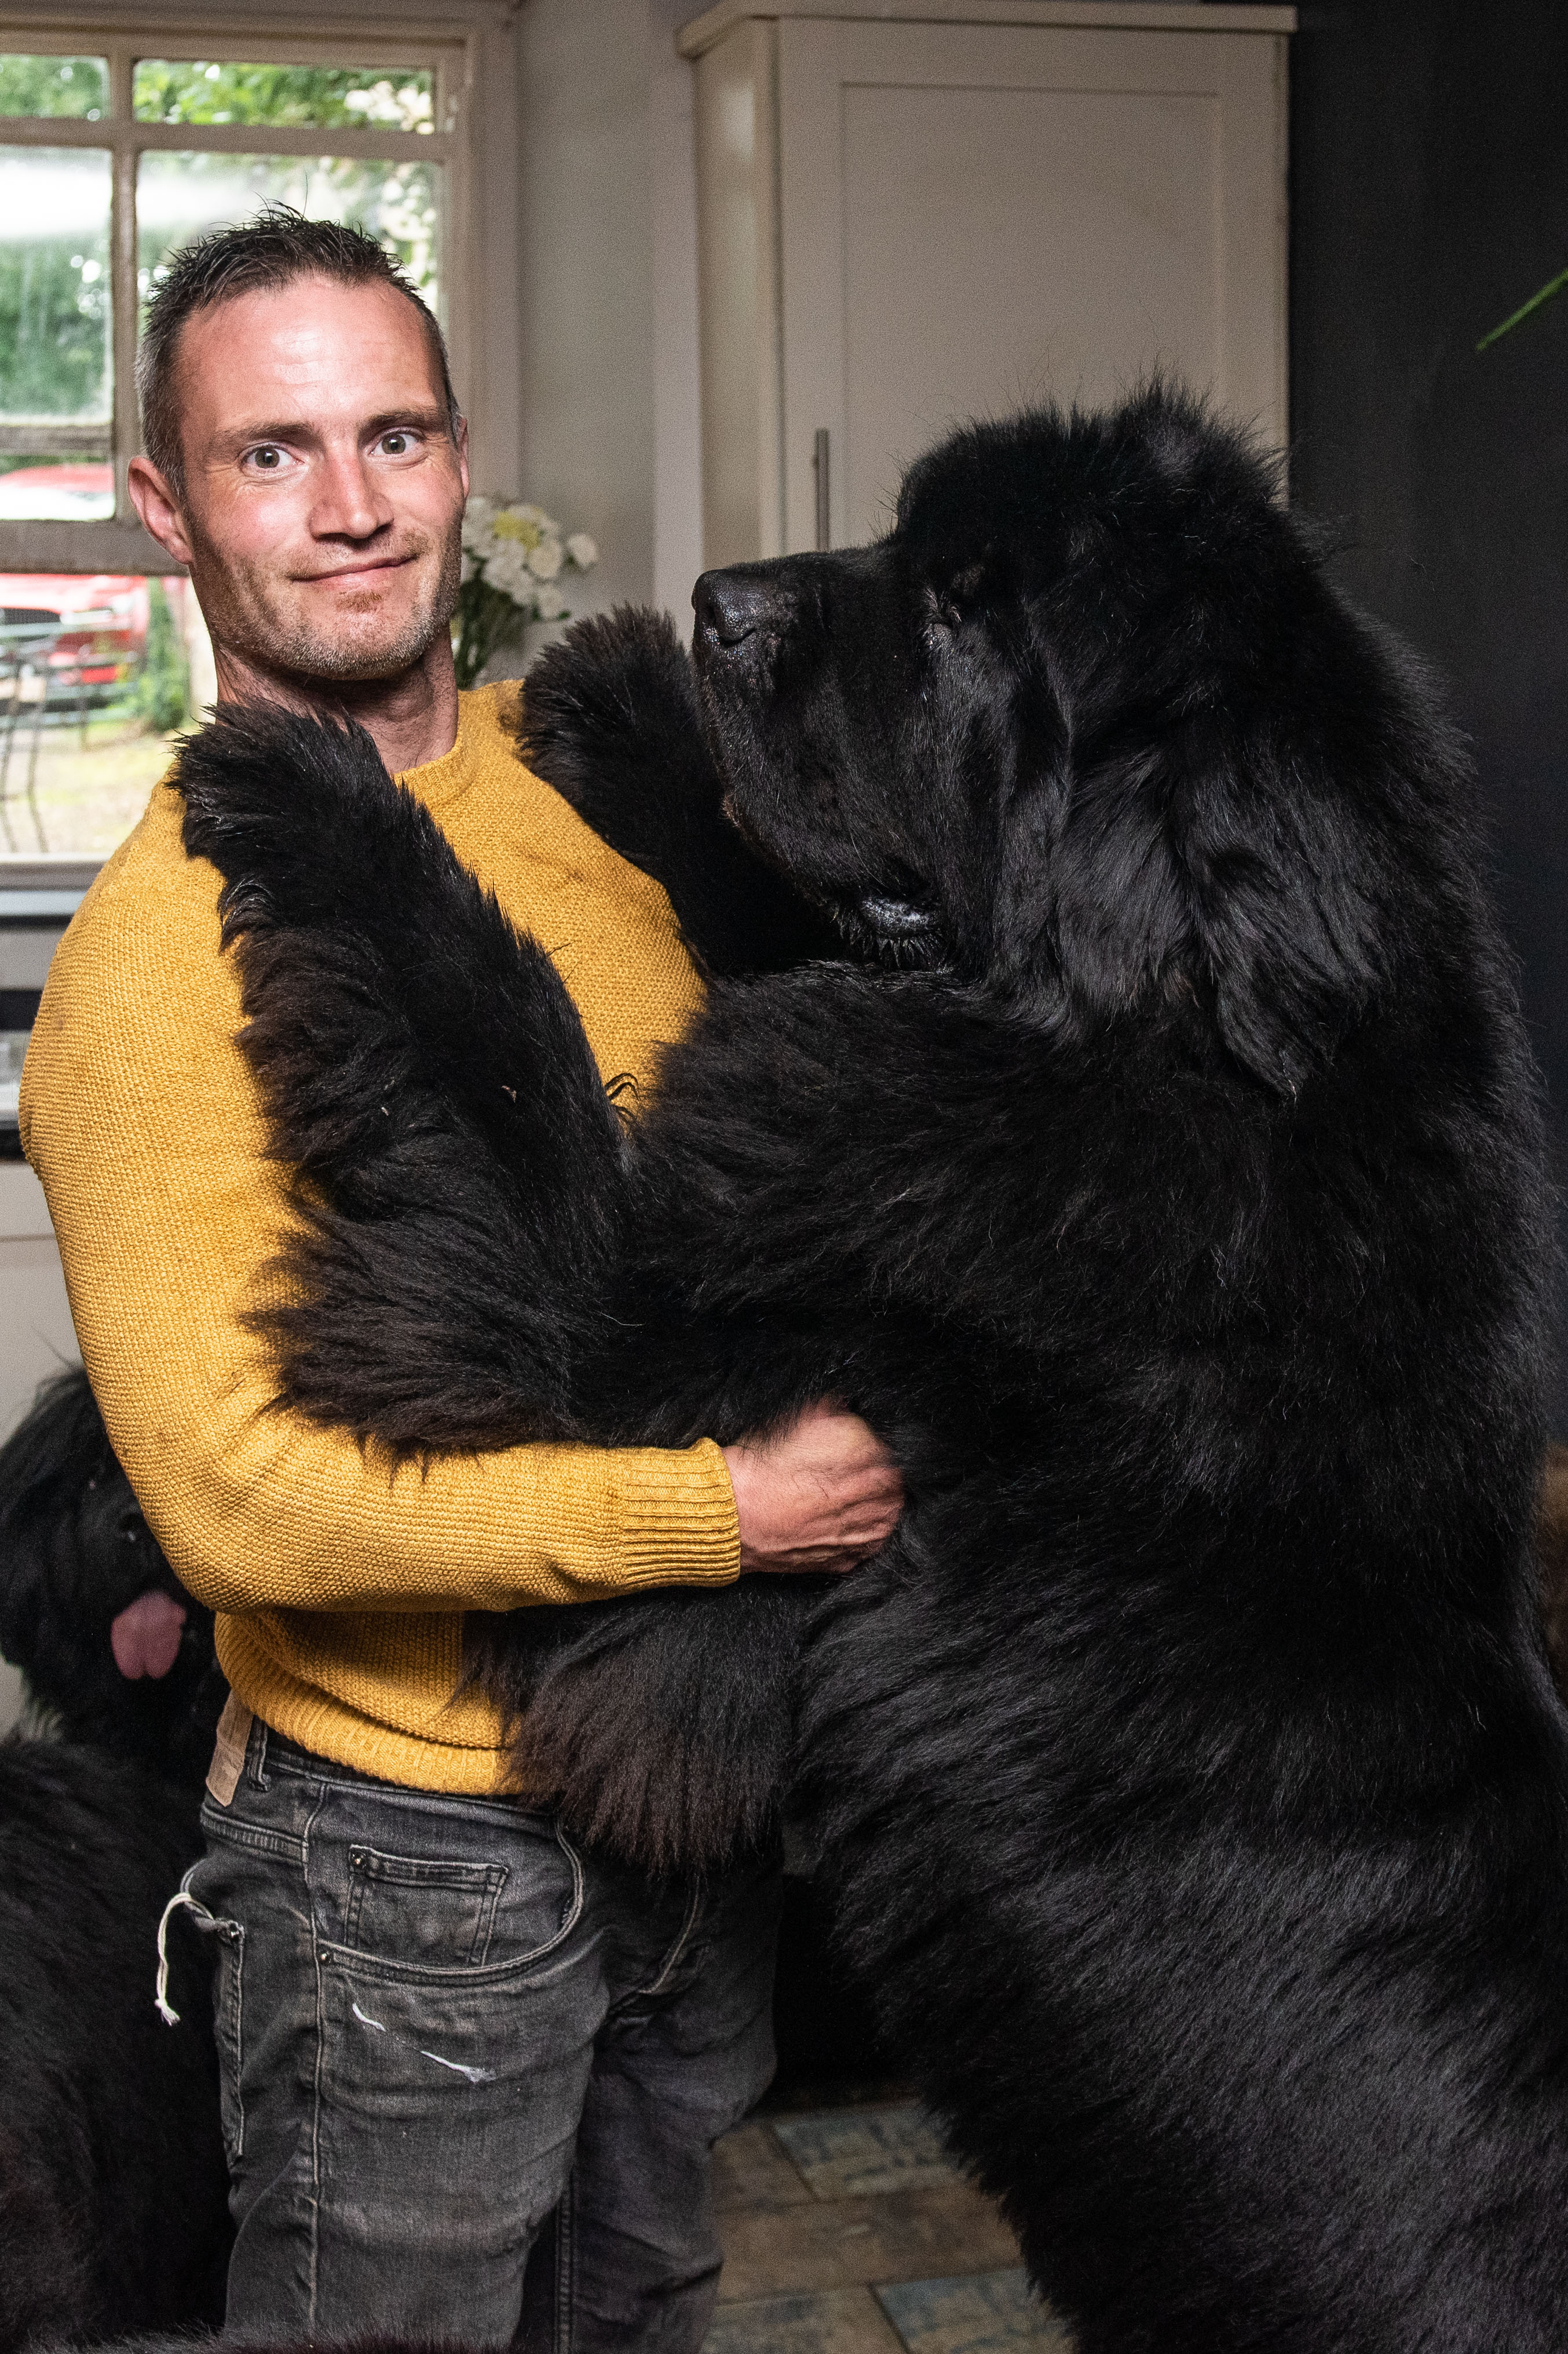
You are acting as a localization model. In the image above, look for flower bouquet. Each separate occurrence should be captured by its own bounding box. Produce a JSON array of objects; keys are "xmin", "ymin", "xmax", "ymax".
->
[{"xmin": 452, "ymin": 498, "xmax": 598, "ymax": 690}]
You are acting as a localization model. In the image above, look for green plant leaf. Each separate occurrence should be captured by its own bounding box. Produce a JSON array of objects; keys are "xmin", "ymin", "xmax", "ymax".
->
[{"xmin": 1477, "ymin": 264, "xmax": 1568, "ymax": 352}]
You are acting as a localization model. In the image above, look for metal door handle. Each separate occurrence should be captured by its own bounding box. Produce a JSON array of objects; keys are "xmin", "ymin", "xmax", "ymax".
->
[{"xmin": 813, "ymin": 428, "xmax": 831, "ymax": 551}]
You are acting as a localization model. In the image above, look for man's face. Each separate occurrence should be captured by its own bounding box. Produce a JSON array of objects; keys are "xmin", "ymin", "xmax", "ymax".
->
[{"xmin": 152, "ymin": 276, "xmax": 467, "ymax": 686}]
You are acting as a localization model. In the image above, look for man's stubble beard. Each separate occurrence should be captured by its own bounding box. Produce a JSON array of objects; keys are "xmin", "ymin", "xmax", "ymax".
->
[{"xmin": 192, "ymin": 516, "xmax": 463, "ymax": 688}]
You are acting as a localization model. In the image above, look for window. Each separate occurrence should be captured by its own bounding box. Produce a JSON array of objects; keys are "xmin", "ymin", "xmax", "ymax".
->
[
  {"xmin": 0, "ymin": 10, "xmax": 514, "ymax": 864},
  {"xmin": 0, "ymin": 34, "xmax": 460, "ymax": 528}
]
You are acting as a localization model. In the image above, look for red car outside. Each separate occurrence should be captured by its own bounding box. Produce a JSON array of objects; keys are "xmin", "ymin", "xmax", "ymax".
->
[{"xmin": 0, "ymin": 463, "xmax": 148, "ymax": 695}]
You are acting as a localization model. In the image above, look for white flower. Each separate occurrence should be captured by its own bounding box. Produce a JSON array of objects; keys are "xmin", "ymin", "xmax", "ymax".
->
[
  {"xmin": 456, "ymin": 494, "xmax": 600, "ymax": 631},
  {"xmin": 462, "ymin": 495, "xmax": 499, "ymax": 561},
  {"xmin": 484, "ymin": 543, "xmax": 535, "ymax": 603}
]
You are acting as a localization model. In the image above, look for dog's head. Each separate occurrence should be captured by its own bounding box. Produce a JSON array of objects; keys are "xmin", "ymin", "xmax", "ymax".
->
[
  {"xmin": 0, "ymin": 1366, "xmax": 221, "ymax": 1777},
  {"xmin": 693, "ymin": 385, "xmax": 1473, "ymax": 1095}
]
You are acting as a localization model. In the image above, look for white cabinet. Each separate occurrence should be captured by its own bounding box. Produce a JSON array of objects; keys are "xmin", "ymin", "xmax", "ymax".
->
[{"xmin": 681, "ymin": 0, "xmax": 1295, "ymax": 566}]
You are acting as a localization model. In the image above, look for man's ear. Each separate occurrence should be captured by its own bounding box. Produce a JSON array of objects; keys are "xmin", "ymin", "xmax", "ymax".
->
[
  {"xmin": 127, "ymin": 455, "xmax": 196, "ymax": 569},
  {"xmin": 453, "ymin": 413, "xmax": 470, "ymax": 503}
]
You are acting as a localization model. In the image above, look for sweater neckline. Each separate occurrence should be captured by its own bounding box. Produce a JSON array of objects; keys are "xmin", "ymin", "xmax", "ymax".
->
[{"xmin": 397, "ymin": 682, "xmax": 517, "ymax": 816}]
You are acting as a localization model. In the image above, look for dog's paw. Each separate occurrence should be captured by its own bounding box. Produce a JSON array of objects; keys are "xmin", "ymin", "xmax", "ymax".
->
[
  {"xmin": 518, "ymin": 606, "xmax": 838, "ymax": 978},
  {"xmin": 518, "ymin": 605, "xmax": 718, "ymax": 840},
  {"xmin": 176, "ymin": 705, "xmax": 429, "ymax": 947}
]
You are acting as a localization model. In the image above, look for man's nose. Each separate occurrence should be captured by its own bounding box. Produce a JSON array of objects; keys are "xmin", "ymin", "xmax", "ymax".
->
[
  {"xmin": 693, "ymin": 568, "xmax": 794, "ymax": 648},
  {"xmin": 313, "ymin": 449, "xmax": 390, "ymax": 540}
]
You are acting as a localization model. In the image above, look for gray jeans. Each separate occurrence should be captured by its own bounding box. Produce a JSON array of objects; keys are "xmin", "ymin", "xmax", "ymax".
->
[{"xmin": 167, "ymin": 1718, "xmax": 781, "ymax": 2349}]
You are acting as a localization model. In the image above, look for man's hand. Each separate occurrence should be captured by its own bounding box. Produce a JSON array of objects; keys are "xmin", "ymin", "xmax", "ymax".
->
[{"xmin": 722, "ymin": 1398, "xmax": 904, "ymax": 1576}]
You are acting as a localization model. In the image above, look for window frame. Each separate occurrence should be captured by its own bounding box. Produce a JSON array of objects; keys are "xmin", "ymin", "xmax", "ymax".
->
[{"xmin": 0, "ymin": 0, "xmax": 520, "ymax": 578}]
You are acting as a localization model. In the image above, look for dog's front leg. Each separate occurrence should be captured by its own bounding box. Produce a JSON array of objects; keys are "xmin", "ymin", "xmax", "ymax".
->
[{"xmin": 177, "ymin": 705, "xmax": 631, "ymax": 1450}]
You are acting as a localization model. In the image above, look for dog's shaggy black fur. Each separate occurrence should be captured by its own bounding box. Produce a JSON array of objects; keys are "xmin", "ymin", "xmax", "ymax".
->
[
  {"xmin": 0, "ymin": 1376, "xmax": 231, "ymax": 2347},
  {"xmin": 0, "ymin": 1741, "xmax": 229, "ymax": 2352},
  {"xmin": 173, "ymin": 387, "xmax": 1568, "ymax": 2348},
  {"xmin": 0, "ymin": 1368, "xmax": 224, "ymax": 1782}
]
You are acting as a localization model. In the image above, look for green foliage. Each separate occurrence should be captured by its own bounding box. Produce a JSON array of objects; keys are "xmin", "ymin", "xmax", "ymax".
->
[
  {"xmin": 136, "ymin": 152, "xmax": 439, "ymax": 315},
  {"xmin": 135, "ymin": 581, "xmax": 189, "ymax": 735},
  {"xmin": 0, "ymin": 222, "xmax": 109, "ymax": 419},
  {"xmin": 452, "ymin": 578, "xmax": 532, "ymax": 692},
  {"xmin": 131, "ymin": 60, "xmax": 432, "ymax": 132},
  {"xmin": 0, "ymin": 54, "xmax": 107, "ymax": 119}
]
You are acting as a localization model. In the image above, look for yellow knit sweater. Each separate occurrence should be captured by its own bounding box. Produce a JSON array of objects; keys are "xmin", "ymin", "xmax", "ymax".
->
[{"xmin": 20, "ymin": 683, "xmax": 740, "ymax": 1792}]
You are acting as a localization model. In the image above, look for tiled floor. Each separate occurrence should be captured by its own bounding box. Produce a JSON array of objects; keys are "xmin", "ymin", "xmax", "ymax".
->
[{"xmin": 704, "ymin": 2104, "xmax": 1073, "ymax": 2353}]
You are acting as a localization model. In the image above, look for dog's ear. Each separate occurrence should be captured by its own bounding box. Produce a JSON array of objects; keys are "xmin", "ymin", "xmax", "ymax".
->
[
  {"xmin": 988, "ymin": 647, "xmax": 1201, "ymax": 1040},
  {"xmin": 1175, "ymin": 713, "xmax": 1393, "ymax": 1097},
  {"xmin": 993, "ymin": 697, "xmax": 1392, "ymax": 1098}
]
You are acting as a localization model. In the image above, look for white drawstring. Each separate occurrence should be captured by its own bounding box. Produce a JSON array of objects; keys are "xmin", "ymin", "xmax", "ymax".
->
[{"xmin": 154, "ymin": 1876, "xmax": 216, "ymax": 2024}]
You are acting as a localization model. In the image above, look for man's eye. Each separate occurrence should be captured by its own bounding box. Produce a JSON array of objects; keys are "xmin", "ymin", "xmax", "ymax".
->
[
  {"xmin": 379, "ymin": 431, "xmax": 414, "ymax": 456},
  {"xmin": 248, "ymin": 445, "xmax": 284, "ymax": 471}
]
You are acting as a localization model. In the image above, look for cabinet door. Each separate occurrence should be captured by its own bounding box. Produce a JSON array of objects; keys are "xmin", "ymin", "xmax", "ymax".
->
[{"xmin": 777, "ymin": 20, "xmax": 1288, "ymax": 553}]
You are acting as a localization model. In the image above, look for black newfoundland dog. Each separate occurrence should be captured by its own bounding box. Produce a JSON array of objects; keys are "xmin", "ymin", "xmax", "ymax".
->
[
  {"xmin": 0, "ymin": 1366, "xmax": 225, "ymax": 1780},
  {"xmin": 173, "ymin": 388, "xmax": 1567, "ymax": 2350},
  {"xmin": 0, "ymin": 1743, "xmax": 229, "ymax": 2352},
  {"xmin": 0, "ymin": 1376, "xmax": 232, "ymax": 2352}
]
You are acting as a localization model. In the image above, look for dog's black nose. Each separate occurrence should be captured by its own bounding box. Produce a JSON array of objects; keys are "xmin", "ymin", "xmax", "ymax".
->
[{"xmin": 693, "ymin": 569, "xmax": 787, "ymax": 649}]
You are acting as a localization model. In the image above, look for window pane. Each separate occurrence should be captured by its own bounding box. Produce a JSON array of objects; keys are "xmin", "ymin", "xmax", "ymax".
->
[
  {"xmin": 0, "ymin": 575, "xmax": 212, "ymax": 858},
  {"xmin": 0, "ymin": 991, "xmax": 42, "ymax": 1131},
  {"xmin": 0, "ymin": 55, "xmax": 108, "ymax": 120},
  {"xmin": 138, "ymin": 151, "xmax": 440, "ymax": 309},
  {"xmin": 134, "ymin": 61, "xmax": 433, "ymax": 133},
  {"xmin": 0, "ymin": 149, "xmax": 112, "ymax": 421},
  {"xmin": 0, "ymin": 458, "xmax": 114, "ymax": 522}
]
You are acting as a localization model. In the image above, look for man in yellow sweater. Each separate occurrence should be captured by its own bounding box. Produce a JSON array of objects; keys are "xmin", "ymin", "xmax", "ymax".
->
[{"xmin": 21, "ymin": 210, "xmax": 902, "ymax": 2348}]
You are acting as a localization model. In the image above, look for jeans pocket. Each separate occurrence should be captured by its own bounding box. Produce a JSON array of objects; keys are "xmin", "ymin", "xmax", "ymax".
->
[
  {"xmin": 323, "ymin": 1821, "xmax": 586, "ymax": 1990},
  {"xmin": 211, "ymin": 1916, "xmax": 246, "ymax": 2166},
  {"xmin": 345, "ymin": 1846, "xmax": 509, "ymax": 1969}
]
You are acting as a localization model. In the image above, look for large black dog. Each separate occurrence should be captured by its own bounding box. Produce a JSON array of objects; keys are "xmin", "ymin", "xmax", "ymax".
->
[
  {"xmin": 0, "ymin": 1367, "xmax": 226, "ymax": 1781},
  {"xmin": 173, "ymin": 388, "xmax": 1567, "ymax": 2350},
  {"xmin": 0, "ymin": 1741, "xmax": 229, "ymax": 2353},
  {"xmin": 0, "ymin": 1373, "xmax": 232, "ymax": 2349}
]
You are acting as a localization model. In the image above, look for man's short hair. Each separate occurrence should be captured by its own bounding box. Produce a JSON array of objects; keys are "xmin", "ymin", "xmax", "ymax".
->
[{"xmin": 137, "ymin": 204, "xmax": 462, "ymax": 494}]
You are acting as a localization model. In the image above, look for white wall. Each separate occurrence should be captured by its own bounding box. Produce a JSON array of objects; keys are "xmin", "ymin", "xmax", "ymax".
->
[
  {"xmin": 649, "ymin": 0, "xmax": 708, "ymax": 620},
  {"xmin": 510, "ymin": 0, "xmax": 706, "ymax": 638},
  {"xmin": 514, "ymin": 0, "xmax": 656, "ymax": 618}
]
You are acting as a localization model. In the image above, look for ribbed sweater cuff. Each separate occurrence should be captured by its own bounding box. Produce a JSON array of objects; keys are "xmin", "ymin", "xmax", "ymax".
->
[{"xmin": 620, "ymin": 1438, "xmax": 740, "ymax": 1586}]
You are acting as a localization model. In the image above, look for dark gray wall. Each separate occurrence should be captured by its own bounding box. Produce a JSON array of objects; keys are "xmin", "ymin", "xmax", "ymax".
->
[{"xmin": 1289, "ymin": 0, "xmax": 1568, "ymax": 1431}]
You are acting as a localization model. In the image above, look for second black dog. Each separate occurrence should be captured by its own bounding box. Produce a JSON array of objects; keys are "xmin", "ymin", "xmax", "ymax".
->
[
  {"xmin": 0, "ymin": 1367, "xmax": 225, "ymax": 1782},
  {"xmin": 0, "ymin": 1741, "xmax": 229, "ymax": 2353}
]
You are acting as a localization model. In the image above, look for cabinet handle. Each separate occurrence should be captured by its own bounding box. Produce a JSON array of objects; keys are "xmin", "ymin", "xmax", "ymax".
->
[{"xmin": 813, "ymin": 427, "xmax": 831, "ymax": 552}]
